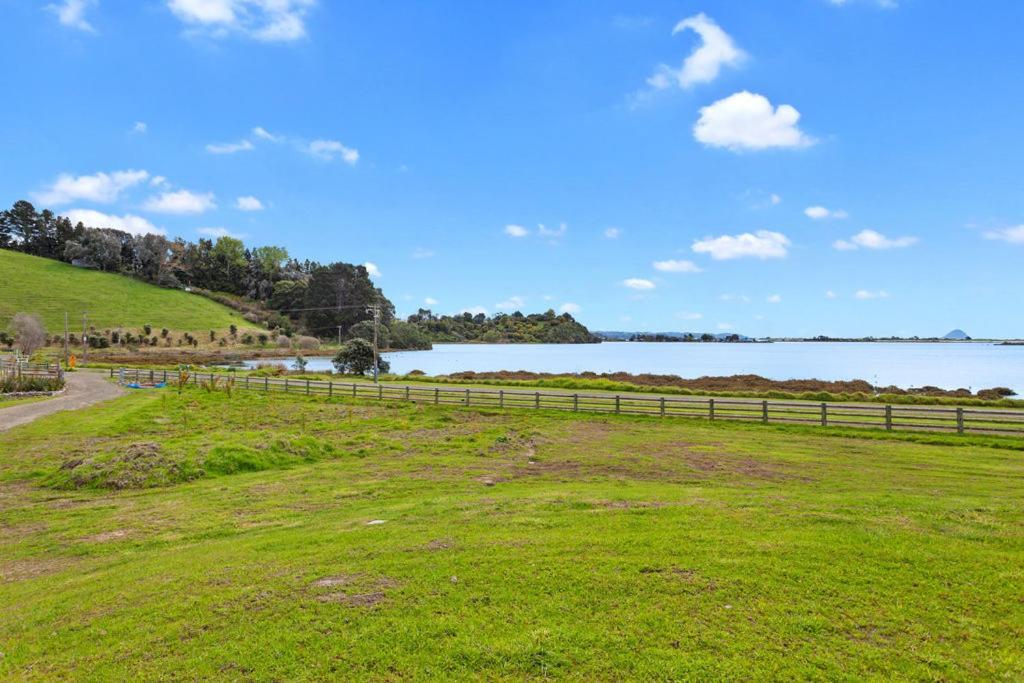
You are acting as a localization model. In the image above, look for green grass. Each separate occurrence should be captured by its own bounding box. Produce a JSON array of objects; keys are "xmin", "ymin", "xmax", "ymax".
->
[
  {"xmin": 1, "ymin": 387, "xmax": 1023, "ymax": 679},
  {"xmin": 0, "ymin": 249, "xmax": 251, "ymax": 333}
]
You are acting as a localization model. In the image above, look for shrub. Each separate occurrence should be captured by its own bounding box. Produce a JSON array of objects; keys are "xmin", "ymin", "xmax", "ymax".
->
[
  {"xmin": 294, "ymin": 335, "xmax": 320, "ymax": 350},
  {"xmin": 277, "ymin": 336, "xmax": 292, "ymax": 349},
  {"xmin": 333, "ymin": 339, "xmax": 389, "ymax": 376},
  {"xmin": 143, "ymin": 324, "xmax": 152, "ymax": 336}
]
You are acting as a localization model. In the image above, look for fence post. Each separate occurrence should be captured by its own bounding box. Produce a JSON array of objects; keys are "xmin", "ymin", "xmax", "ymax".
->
[
  {"xmin": 499, "ymin": 390, "xmax": 504, "ymax": 408},
  {"xmin": 405, "ymin": 386, "xmax": 410, "ymax": 402},
  {"xmin": 328, "ymin": 381, "xmax": 333, "ymax": 398},
  {"xmin": 957, "ymin": 408, "xmax": 964, "ymax": 434},
  {"xmin": 245, "ymin": 375, "xmax": 250, "ymax": 390},
  {"xmin": 379, "ymin": 385, "xmax": 383, "ymax": 401},
  {"xmin": 762, "ymin": 400, "xmax": 768, "ymax": 424},
  {"xmin": 821, "ymin": 402, "xmax": 827, "ymax": 427},
  {"xmin": 465, "ymin": 388, "xmax": 470, "ymax": 406},
  {"xmin": 434, "ymin": 387, "xmax": 439, "ymax": 404},
  {"xmin": 709, "ymin": 398, "xmax": 715, "ymax": 421},
  {"xmin": 284, "ymin": 378, "xmax": 289, "ymax": 393},
  {"xmin": 163, "ymin": 370, "xmax": 168, "ymax": 383},
  {"xmin": 660, "ymin": 397, "xmax": 665, "ymax": 417},
  {"xmin": 353, "ymin": 383, "xmax": 357, "ymax": 398},
  {"xmin": 535, "ymin": 392, "xmax": 540, "ymax": 409},
  {"xmin": 573, "ymin": 394, "xmax": 579, "ymax": 412},
  {"xmin": 306, "ymin": 379, "xmax": 311, "ymax": 395},
  {"xmin": 615, "ymin": 395, "xmax": 620, "ymax": 414},
  {"xmin": 885, "ymin": 405, "xmax": 892, "ymax": 431},
  {"xmin": 265, "ymin": 377, "xmax": 269, "ymax": 392}
]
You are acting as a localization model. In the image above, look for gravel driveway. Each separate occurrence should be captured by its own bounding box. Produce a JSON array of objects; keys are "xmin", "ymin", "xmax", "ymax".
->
[{"xmin": 0, "ymin": 372, "xmax": 125, "ymax": 432}]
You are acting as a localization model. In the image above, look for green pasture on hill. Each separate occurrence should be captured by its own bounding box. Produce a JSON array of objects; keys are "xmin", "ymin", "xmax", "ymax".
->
[{"xmin": 0, "ymin": 249, "xmax": 250, "ymax": 333}]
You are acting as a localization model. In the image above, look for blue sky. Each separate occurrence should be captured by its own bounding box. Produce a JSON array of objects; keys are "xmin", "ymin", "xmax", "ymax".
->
[{"xmin": 3, "ymin": 1, "xmax": 1024, "ymax": 338}]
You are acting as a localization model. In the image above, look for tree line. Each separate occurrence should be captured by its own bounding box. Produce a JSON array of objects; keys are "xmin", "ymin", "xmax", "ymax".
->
[{"xmin": 1, "ymin": 200, "xmax": 597, "ymax": 348}]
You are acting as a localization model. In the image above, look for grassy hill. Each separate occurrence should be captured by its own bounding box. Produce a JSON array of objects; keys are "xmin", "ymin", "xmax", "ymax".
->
[{"xmin": 0, "ymin": 249, "xmax": 251, "ymax": 333}]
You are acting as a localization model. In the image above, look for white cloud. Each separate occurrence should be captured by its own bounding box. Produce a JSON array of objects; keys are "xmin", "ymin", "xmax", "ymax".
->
[
  {"xmin": 770, "ymin": 193, "xmax": 782, "ymax": 206},
  {"xmin": 653, "ymin": 259, "xmax": 702, "ymax": 273},
  {"xmin": 825, "ymin": 290, "xmax": 838, "ymax": 299},
  {"xmin": 766, "ymin": 294, "xmax": 782, "ymax": 304},
  {"xmin": 48, "ymin": 0, "xmax": 96, "ymax": 32},
  {"xmin": 307, "ymin": 139, "xmax": 359, "ymax": 165},
  {"xmin": 833, "ymin": 229, "xmax": 917, "ymax": 251},
  {"xmin": 694, "ymin": 91, "xmax": 815, "ymax": 152},
  {"xmin": 424, "ymin": 297, "xmax": 438, "ymax": 306},
  {"xmin": 623, "ymin": 278, "xmax": 656, "ymax": 291},
  {"xmin": 717, "ymin": 323, "xmax": 734, "ymax": 331},
  {"xmin": 496, "ymin": 296, "xmax": 526, "ymax": 311},
  {"xmin": 604, "ymin": 227, "xmax": 622, "ymax": 239},
  {"xmin": 983, "ymin": 226, "xmax": 1024, "ymax": 244},
  {"xmin": 854, "ymin": 289, "xmax": 889, "ymax": 300},
  {"xmin": 559, "ymin": 303, "xmax": 582, "ymax": 314},
  {"xmin": 412, "ymin": 247, "xmax": 435, "ymax": 259},
  {"xmin": 64, "ymin": 209, "xmax": 163, "ymax": 236},
  {"xmin": 692, "ymin": 230, "xmax": 790, "ymax": 260},
  {"xmin": 34, "ymin": 169, "xmax": 149, "ymax": 205},
  {"xmin": 676, "ymin": 311, "xmax": 703, "ymax": 320},
  {"xmin": 235, "ymin": 195, "xmax": 264, "ymax": 211},
  {"xmin": 504, "ymin": 224, "xmax": 529, "ymax": 238},
  {"xmin": 252, "ymin": 126, "xmax": 281, "ymax": 142},
  {"xmin": 537, "ymin": 223, "xmax": 567, "ymax": 240},
  {"xmin": 206, "ymin": 139, "xmax": 255, "ymax": 154},
  {"xmin": 647, "ymin": 13, "xmax": 745, "ymax": 90},
  {"xmin": 363, "ymin": 262, "xmax": 381, "ymax": 278},
  {"xmin": 460, "ymin": 306, "xmax": 488, "ymax": 316},
  {"xmin": 166, "ymin": 0, "xmax": 315, "ymax": 42},
  {"xmin": 143, "ymin": 189, "xmax": 216, "ymax": 214},
  {"xmin": 150, "ymin": 175, "xmax": 169, "ymax": 188},
  {"xmin": 132, "ymin": 121, "xmax": 148, "ymax": 134},
  {"xmin": 197, "ymin": 226, "xmax": 243, "ymax": 239},
  {"xmin": 805, "ymin": 205, "xmax": 849, "ymax": 220},
  {"xmin": 719, "ymin": 293, "xmax": 751, "ymax": 303}
]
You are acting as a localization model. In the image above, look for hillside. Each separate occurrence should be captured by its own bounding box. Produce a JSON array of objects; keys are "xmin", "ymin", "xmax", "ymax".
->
[{"xmin": 0, "ymin": 249, "xmax": 252, "ymax": 333}]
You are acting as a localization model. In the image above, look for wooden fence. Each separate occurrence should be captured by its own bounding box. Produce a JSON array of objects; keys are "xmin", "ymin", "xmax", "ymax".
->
[
  {"xmin": 1, "ymin": 359, "xmax": 64, "ymax": 381},
  {"xmin": 114, "ymin": 367, "xmax": 1024, "ymax": 437}
]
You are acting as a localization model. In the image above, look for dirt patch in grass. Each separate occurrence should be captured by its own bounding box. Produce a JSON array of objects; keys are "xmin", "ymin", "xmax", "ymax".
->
[
  {"xmin": 82, "ymin": 529, "xmax": 130, "ymax": 543},
  {"xmin": 317, "ymin": 591, "xmax": 386, "ymax": 607},
  {"xmin": 0, "ymin": 556, "xmax": 78, "ymax": 583},
  {"xmin": 642, "ymin": 441, "xmax": 810, "ymax": 482},
  {"xmin": 310, "ymin": 573, "xmax": 397, "ymax": 607}
]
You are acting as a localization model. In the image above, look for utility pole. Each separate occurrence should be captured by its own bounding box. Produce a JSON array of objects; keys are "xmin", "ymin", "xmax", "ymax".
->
[
  {"xmin": 82, "ymin": 313, "xmax": 88, "ymax": 364},
  {"xmin": 63, "ymin": 311, "xmax": 69, "ymax": 368},
  {"xmin": 372, "ymin": 305, "xmax": 380, "ymax": 383},
  {"xmin": 337, "ymin": 325, "xmax": 343, "ymax": 347}
]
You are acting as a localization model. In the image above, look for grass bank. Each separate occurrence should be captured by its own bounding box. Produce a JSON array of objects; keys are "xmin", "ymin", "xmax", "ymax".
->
[
  {"xmin": 1, "ymin": 386, "xmax": 1023, "ymax": 678},
  {"xmin": 0, "ymin": 249, "xmax": 250, "ymax": 333}
]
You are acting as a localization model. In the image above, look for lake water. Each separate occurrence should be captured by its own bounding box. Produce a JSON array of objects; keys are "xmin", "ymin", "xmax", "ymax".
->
[{"xmin": 245, "ymin": 342, "xmax": 1024, "ymax": 394}]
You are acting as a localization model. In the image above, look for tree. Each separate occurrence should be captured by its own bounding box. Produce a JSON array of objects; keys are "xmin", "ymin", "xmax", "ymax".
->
[
  {"xmin": 10, "ymin": 313, "xmax": 46, "ymax": 355},
  {"xmin": 302, "ymin": 263, "xmax": 393, "ymax": 339},
  {"xmin": 332, "ymin": 339, "xmax": 389, "ymax": 376}
]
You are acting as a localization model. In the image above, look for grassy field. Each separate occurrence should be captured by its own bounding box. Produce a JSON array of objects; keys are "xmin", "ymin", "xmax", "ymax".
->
[
  {"xmin": 1, "ymin": 384, "xmax": 1023, "ymax": 679},
  {"xmin": 0, "ymin": 249, "xmax": 250, "ymax": 333}
]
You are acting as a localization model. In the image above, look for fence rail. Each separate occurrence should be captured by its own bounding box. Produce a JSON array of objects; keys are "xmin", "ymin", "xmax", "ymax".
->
[
  {"xmin": 113, "ymin": 367, "xmax": 1024, "ymax": 437},
  {"xmin": 1, "ymin": 359, "xmax": 64, "ymax": 381}
]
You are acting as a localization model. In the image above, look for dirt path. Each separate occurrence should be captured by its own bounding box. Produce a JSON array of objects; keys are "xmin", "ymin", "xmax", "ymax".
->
[{"xmin": 0, "ymin": 372, "xmax": 125, "ymax": 432}]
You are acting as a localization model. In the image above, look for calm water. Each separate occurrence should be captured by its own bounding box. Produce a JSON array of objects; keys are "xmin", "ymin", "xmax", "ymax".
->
[{"xmin": 245, "ymin": 342, "xmax": 1024, "ymax": 394}]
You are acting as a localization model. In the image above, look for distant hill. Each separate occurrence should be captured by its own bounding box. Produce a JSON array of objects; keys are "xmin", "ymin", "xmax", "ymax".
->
[
  {"xmin": 595, "ymin": 330, "xmax": 751, "ymax": 342},
  {"xmin": 0, "ymin": 249, "xmax": 253, "ymax": 333},
  {"xmin": 943, "ymin": 329, "xmax": 971, "ymax": 340}
]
